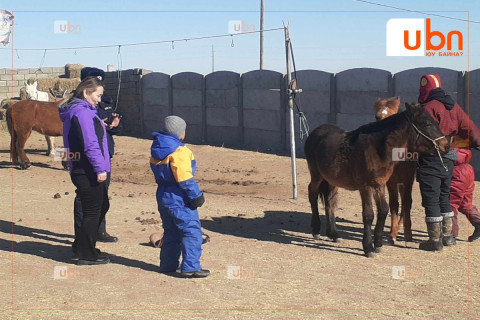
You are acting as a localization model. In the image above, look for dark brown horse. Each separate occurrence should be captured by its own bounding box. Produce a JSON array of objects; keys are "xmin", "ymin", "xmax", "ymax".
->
[
  {"xmin": 374, "ymin": 97, "xmax": 416, "ymax": 244},
  {"xmin": 305, "ymin": 103, "xmax": 449, "ymax": 257},
  {"xmin": 6, "ymin": 97, "xmax": 70, "ymax": 169}
]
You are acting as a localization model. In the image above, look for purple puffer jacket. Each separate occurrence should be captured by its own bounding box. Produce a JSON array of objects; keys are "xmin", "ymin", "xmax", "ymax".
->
[{"xmin": 59, "ymin": 98, "xmax": 111, "ymax": 175}]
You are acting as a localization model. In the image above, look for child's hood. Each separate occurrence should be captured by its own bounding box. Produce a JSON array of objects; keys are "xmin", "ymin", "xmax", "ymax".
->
[{"xmin": 151, "ymin": 131, "xmax": 184, "ymax": 160}]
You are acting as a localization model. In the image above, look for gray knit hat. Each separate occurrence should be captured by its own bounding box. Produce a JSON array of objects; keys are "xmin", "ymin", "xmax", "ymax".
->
[{"xmin": 164, "ymin": 115, "xmax": 186, "ymax": 138}]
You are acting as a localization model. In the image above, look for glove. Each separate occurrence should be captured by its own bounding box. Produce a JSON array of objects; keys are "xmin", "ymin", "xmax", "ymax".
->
[{"xmin": 189, "ymin": 194, "xmax": 205, "ymax": 210}]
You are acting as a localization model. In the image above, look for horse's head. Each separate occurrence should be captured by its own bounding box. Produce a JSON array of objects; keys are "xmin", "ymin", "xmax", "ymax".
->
[
  {"xmin": 374, "ymin": 97, "xmax": 401, "ymax": 121},
  {"xmin": 405, "ymin": 102, "xmax": 449, "ymax": 154},
  {"xmin": 24, "ymin": 81, "xmax": 38, "ymax": 100}
]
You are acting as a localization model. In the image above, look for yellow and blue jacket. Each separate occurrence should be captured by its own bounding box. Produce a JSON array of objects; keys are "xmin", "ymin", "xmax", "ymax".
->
[{"xmin": 150, "ymin": 131, "xmax": 203, "ymax": 209}]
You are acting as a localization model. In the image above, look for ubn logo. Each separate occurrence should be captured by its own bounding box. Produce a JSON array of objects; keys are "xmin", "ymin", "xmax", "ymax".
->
[
  {"xmin": 228, "ymin": 20, "xmax": 255, "ymax": 34},
  {"xmin": 54, "ymin": 20, "xmax": 81, "ymax": 34},
  {"xmin": 392, "ymin": 266, "xmax": 419, "ymax": 280},
  {"xmin": 386, "ymin": 18, "xmax": 463, "ymax": 56},
  {"xmin": 54, "ymin": 148, "xmax": 80, "ymax": 161},
  {"xmin": 226, "ymin": 265, "xmax": 254, "ymax": 279},
  {"xmin": 53, "ymin": 266, "xmax": 81, "ymax": 280},
  {"xmin": 392, "ymin": 148, "xmax": 418, "ymax": 162}
]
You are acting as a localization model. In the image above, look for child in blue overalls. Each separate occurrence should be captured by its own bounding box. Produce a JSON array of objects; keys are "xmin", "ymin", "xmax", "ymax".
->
[{"xmin": 150, "ymin": 116, "xmax": 209, "ymax": 278}]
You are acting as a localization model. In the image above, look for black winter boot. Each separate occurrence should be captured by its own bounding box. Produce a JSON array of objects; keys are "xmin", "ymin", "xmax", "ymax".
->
[
  {"xmin": 442, "ymin": 216, "xmax": 457, "ymax": 246},
  {"xmin": 419, "ymin": 222, "xmax": 443, "ymax": 252},
  {"xmin": 468, "ymin": 225, "xmax": 480, "ymax": 242}
]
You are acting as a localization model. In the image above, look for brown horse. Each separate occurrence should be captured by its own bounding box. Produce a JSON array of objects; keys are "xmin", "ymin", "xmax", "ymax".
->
[
  {"xmin": 305, "ymin": 103, "xmax": 449, "ymax": 257},
  {"xmin": 6, "ymin": 97, "xmax": 70, "ymax": 169},
  {"xmin": 374, "ymin": 97, "xmax": 416, "ymax": 244}
]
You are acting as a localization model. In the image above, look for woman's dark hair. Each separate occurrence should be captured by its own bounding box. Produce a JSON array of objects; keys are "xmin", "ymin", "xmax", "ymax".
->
[{"xmin": 73, "ymin": 76, "xmax": 104, "ymax": 99}]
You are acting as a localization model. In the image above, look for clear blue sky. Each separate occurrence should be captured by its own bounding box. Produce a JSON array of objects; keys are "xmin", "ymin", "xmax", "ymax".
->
[{"xmin": 1, "ymin": 0, "xmax": 479, "ymax": 74}]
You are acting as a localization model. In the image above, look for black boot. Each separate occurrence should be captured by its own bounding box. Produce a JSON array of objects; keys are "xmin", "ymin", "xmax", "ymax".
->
[
  {"xmin": 442, "ymin": 216, "xmax": 456, "ymax": 246},
  {"xmin": 97, "ymin": 232, "xmax": 118, "ymax": 243},
  {"xmin": 180, "ymin": 269, "xmax": 210, "ymax": 278},
  {"xmin": 468, "ymin": 225, "xmax": 480, "ymax": 242},
  {"xmin": 419, "ymin": 221, "xmax": 443, "ymax": 251}
]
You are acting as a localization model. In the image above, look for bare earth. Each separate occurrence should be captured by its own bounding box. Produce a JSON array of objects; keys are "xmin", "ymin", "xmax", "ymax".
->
[{"xmin": 0, "ymin": 123, "xmax": 479, "ymax": 320}]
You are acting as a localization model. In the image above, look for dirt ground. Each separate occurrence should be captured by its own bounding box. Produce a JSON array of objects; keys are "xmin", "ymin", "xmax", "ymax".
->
[{"xmin": 0, "ymin": 123, "xmax": 479, "ymax": 320}]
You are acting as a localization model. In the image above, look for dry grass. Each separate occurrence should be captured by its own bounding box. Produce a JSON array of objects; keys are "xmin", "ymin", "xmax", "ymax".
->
[
  {"xmin": 26, "ymin": 77, "xmax": 80, "ymax": 94},
  {"xmin": 65, "ymin": 64, "xmax": 84, "ymax": 79}
]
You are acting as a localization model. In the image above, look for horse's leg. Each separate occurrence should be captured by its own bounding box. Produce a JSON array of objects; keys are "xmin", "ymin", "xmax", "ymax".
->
[
  {"xmin": 45, "ymin": 135, "xmax": 55, "ymax": 156},
  {"xmin": 402, "ymin": 179, "xmax": 414, "ymax": 242},
  {"xmin": 373, "ymin": 185, "xmax": 389, "ymax": 253},
  {"xmin": 397, "ymin": 183, "xmax": 405, "ymax": 227},
  {"xmin": 308, "ymin": 177, "xmax": 323, "ymax": 239},
  {"xmin": 323, "ymin": 184, "xmax": 340, "ymax": 242},
  {"xmin": 386, "ymin": 182, "xmax": 399, "ymax": 245},
  {"xmin": 359, "ymin": 187, "xmax": 375, "ymax": 257},
  {"xmin": 16, "ymin": 129, "xmax": 32, "ymax": 169}
]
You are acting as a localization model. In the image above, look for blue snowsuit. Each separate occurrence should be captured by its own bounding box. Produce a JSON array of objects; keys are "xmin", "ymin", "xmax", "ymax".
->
[{"xmin": 150, "ymin": 131, "xmax": 204, "ymax": 272}]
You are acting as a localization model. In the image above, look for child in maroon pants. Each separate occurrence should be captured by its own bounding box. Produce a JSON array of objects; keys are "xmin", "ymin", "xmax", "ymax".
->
[{"xmin": 450, "ymin": 136, "xmax": 480, "ymax": 242}]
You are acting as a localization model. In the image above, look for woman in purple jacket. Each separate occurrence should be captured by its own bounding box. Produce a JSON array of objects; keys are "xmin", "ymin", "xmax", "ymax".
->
[{"xmin": 60, "ymin": 77, "xmax": 111, "ymax": 265}]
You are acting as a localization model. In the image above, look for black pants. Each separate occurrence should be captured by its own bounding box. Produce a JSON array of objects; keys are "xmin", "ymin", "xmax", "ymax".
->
[
  {"xmin": 417, "ymin": 155, "xmax": 454, "ymax": 222},
  {"xmin": 74, "ymin": 172, "xmax": 110, "ymax": 236},
  {"xmin": 71, "ymin": 173, "xmax": 110, "ymax": 260}
]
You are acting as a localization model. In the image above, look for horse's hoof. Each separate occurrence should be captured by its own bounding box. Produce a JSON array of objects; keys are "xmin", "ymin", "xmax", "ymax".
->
[
  {"xmin": 327, "ymin": 231, "xmax": 340, "ymax": 241},
  {"xmin": 365, "ymin": 251, "xmax": 375, "ymax": 258},
  {"xmin": 383, "ymin": 237, "xmax": 395, "ymax": 246},
  {"xmin": 333, "ymin": 237, "xmax": 341, "ymax": 243},
  {"xmin": 312, "ymin": 233, "xmax": 321, "ymax": 240},
  {"xmin": 19, "ymin": 163, "xmax": 30, "ymax": 170},
  {"xmin": 404, "ymin": 235, "xmax": 413, "ymax": 242},
  {"xmin": 374, "ymin": 246, "xmax": 383, "ymax": 253}
]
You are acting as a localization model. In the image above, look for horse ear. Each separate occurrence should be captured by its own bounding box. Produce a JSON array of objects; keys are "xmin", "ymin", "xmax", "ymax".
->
[
  {"xmin": 33, "ymin": 81, "xmax": 38, "ymax": 88},
  {"xmin": 405, "ymin": 102, "xmax": 412, "ymax": 114},
  {"xmin": 396, "ymin": 96, "xmax": 400, "ymax": 101},
  {"xmin": 24, "ymin": 81, "xmax": 27, "ymax": 87}
]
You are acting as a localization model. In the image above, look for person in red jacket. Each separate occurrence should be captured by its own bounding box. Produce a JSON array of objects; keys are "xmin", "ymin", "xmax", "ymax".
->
[
  {"xmin": 416, "ymin": 74, "xmax": 480, "ymax": 251},
  {"xmin": 450, "ymin": 136, "xmax": 480, "ymax": 242}
]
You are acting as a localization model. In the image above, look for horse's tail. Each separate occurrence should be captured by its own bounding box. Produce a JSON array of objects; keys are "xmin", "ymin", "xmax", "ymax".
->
[
  {"xmin": 318, "ymin": 181, "xmax": 330, "ymax": 207},
  {"xmin": 5, "ymin": 106, "xmax": 17, "ymax": 162},
  {"xmin": 5, "ymin": 105, "xmax": 12, "ymax": 135}
]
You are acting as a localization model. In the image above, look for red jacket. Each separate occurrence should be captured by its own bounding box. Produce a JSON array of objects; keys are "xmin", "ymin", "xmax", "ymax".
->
[
  {"xmin": 450, "ymin": 148, "xmax": 475, "ymax": 211},
  {"xmin": 454, "ymin": 147, "xmax": 472, "ymax": 165},
  {"xmin": 423, "ymin": 100, "xmax": 480, "ymax": 149}
]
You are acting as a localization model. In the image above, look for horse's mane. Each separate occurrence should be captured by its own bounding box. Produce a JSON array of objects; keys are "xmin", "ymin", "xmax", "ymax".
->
[
  {"xmin": 346, "ymin": 111, "xmax": 409, "ymax": 161},
  {"xmin": 347, "ymin": 111, "xmax": 406, "ymax": 142}
]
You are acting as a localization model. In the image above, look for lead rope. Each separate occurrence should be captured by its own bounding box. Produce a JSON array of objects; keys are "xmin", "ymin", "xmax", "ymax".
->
[{"xmin": 289, "ymin": 41, "xmax": 309, "ymax": 141}]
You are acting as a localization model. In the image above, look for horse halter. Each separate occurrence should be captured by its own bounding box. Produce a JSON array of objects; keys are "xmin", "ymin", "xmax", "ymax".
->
[{"xmin": 406, "ymin": 114, "xmax": 448, "ymax": 172}]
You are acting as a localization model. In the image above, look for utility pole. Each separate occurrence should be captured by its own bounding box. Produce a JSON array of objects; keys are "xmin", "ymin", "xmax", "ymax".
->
[
  {"xmin": 260, "ymin": 0, "xmax": 264, "ymax": 69},
  {"xmin": 284, "ymin": 21, "xmax": 301, "ymax": 200}
]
